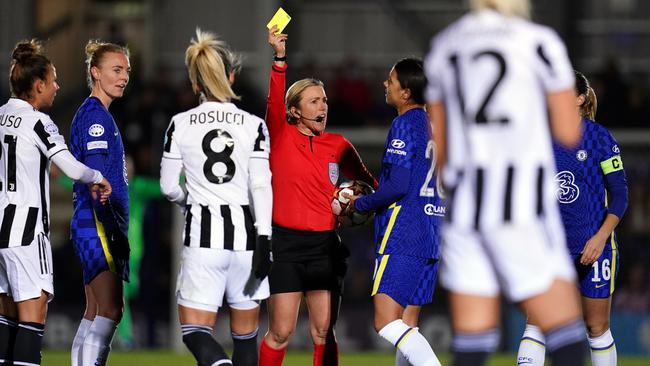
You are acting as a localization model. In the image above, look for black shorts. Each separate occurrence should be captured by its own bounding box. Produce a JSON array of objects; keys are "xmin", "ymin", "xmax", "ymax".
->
[{"xmin": 269, "ymin": 226, "xmax": 349, "ymax": 294}]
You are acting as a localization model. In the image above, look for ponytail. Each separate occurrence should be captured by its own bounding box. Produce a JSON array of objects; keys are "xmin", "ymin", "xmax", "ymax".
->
[
  {"xmin": 185, "ymin": 28, "xmax": 240, "ymax": 102},
  {"xmin": 9, "ymin": 39, "xmax": 51, "ymax": 100}
]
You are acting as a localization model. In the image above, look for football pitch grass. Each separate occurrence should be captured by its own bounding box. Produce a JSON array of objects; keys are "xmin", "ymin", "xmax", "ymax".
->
[{"xmin": 42, "ymin": 350, "xmax": 650, "ymax": 365}]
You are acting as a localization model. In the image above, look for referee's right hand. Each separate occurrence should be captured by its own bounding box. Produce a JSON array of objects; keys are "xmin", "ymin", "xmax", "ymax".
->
[{"xmin": 252, "ymin": 235, "xmax": 272, "ymax": 280}]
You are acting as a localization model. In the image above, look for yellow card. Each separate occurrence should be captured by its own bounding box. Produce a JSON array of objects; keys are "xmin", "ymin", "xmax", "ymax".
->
[{"xmin": 266, "ymin": 7, "xmax": 291, "ymax": 34}]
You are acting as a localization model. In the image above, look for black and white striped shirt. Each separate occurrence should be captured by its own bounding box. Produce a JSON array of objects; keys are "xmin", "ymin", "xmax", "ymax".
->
[
  {"xmin": 425, "ymin": 10, "xmax": 574, "ymax": 229},
  {"xmin": 161, "ymin": 101, "xmax": 272, "ymax": 250},
  {"xmin": 0, "ymin": 98, "xmax": 68, "ymax": 248}
]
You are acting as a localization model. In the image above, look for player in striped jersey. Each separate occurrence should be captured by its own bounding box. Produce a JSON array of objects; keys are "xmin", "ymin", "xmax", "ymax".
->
[
  {"xmin": 348, "ymin": 58, "xmax": 443, "ymax": 366},
  {"xmin": 425, "ymin": 0, "xmax": 586, "ymax": 365},
  {"xmin": 69, "ymin": 40, "xmax": 131, "ymax": 366},
  {"xmin": 0, "ymin": 40, "xmax": 110, "ymax": 366},
  {"xmin": 160, "ymin": 29, "xmax": 272, "ymax": 366},
  {"xmin": 517, "ymin": 71, "xmax": 628, "ymax": 366}
]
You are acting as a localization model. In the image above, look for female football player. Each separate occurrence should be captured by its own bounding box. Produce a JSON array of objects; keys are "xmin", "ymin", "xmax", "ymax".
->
[
  {"xmin": 160, "ymin": 29, "xmax": 273, "ymax": 366},
  {"xmin": 517, "ymin": 70, "xmax": 628, "ymax": 366},
  {"xmin": 348, "ymin": 58, "xmax": 444, "ymax": 366},
  {"xmin": 69, "ymin": 40, "xmax": 131, "ymax": 366},
  {"xmin": 259, "ymin": 25, "xmax": 377, "ymax": 366},
  {"xmin": 0, "ymin": 39, "xmax": 110, "ymax": 366},
  {"xmin": 425, "ymin": 0, "xmax": 586, "ymax": 365}
]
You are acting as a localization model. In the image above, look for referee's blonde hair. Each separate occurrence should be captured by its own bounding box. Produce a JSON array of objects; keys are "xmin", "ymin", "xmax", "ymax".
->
[
  {"xmin": 470, "ymin": 0, "xmax": 530, "ymax": 18},
  {"xmin": 185, "ymin": 28, "xmax": 241, "ymax": 102},
  {"xmin": 285, "ymin": 78, "xmax": 324, "ymax": 125}
]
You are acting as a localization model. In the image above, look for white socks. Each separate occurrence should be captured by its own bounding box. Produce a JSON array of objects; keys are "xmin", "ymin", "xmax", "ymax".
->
[
  {"xmin": 395, "ymin": 349, "xmax": 410, "ymax": 366},
  {"xmin": 72, "ymin": 318, "xmax": 92, "ymax": 366},
  {"xmin": 378, "ymin": 319, "xmax": 441, "ymax": 366},
  {"xmin": 589, "ymin": 329, "xmax": 617, "ymax": 366},
  {"xmin": 81, "ymin": 316, "xmax": 117, "ymax": 366},
  {"xmin": 518, "ymin": 323, "xmax": 617, "ymax": 366},
  {"xmin": 517, "ymin": 324, "xmax": 546, "ymax": 366}
]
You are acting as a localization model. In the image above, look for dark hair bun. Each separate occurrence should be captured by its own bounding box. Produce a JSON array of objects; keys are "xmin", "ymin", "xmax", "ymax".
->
[{"xmin": 11, "ymin": 40, "xmax": 43, "ymax": 63}]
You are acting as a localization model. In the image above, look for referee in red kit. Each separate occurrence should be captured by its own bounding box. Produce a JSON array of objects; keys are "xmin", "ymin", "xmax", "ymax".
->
[{"xmin": 256, "ymin": 26, "xmax": 377, "ymax": 366}]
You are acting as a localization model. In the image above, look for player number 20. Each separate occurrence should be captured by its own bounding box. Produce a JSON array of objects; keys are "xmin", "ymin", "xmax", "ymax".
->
[
  {"xmin": 420, "ymin": 140, "xmax": 444, "ymax": 198},
  {"xmin": 591, "ymin": 258, "xmax": 611, "ymax": 282}
]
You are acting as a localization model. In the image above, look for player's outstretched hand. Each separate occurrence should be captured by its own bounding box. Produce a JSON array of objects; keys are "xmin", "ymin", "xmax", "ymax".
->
[
  {"xmin": 268, "ymin": 25, "xmax": 287, "ymax": 58},
  {"xmin": 252, "ymin": 235, "xmax": 272, "ymax": 280},
  {"xmin": 340, "ymin": 191, "xmax": 359, "ymax": 216},
  {"xmin": 90, "ymin": 178, "xmax": 112, "ymax": 203},
  {"xmin": 580, "ymin": 232, "xmax": 607, "ymax": 265}
]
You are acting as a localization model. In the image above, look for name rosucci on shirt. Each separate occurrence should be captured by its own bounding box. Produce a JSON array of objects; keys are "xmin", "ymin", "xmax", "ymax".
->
[{"xmin": 189, "ymin": 110, "xmax": 244, "ymax": 126}]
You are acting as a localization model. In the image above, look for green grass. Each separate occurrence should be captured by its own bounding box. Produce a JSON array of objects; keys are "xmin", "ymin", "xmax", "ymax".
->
[{"xmin": 42, "ymin": 350, "xmax": 650, "ymax": 365}]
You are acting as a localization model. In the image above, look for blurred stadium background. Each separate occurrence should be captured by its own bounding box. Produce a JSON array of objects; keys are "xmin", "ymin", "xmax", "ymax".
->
[{"xmin": 1, "ymin": 0, "xmax": 649, "ymax": 364}]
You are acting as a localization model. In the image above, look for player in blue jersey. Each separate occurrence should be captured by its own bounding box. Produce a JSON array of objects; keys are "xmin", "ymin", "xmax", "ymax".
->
[
  {"xmin": 347, "ymin": 58, "xmax": 443, "ymax": 366},
  {"xmin": 517, "ymin": 71, "xmax": 628, "ymax": 366},
  {"xmin": 68, "ymin": 40, "xmax": 131, "ymax": 366}
]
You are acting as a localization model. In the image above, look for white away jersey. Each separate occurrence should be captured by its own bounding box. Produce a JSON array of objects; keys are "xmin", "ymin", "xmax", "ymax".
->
[
  {"xmin": 425, "ymin": 10, "xmax": 575, "ymax": 229},
  {"xmin": 163, "ymin": 101, "xmax": 270, "ymax": 250},
  {"xmin": 0, "ymin": 98, "xmax": 68, "ymax": 247}
]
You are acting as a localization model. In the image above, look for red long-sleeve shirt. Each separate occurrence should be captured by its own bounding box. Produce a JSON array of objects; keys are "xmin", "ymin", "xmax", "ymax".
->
[{"xmin": 267, "ymin": 63, "xmax": 377, "ymax": 231}]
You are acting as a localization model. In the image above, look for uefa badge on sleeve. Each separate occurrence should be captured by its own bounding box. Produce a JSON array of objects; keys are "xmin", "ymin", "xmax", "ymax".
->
[{"xmin": 328, "ymin": 162, "xmax": 339, "ymax": 185}]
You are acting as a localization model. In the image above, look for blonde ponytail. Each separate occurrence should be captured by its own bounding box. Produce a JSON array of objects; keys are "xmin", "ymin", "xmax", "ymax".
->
[
  {"xmin": 185, "ymin": 28, "xmax": 240, "ymax": 102},
  {"xmin": 470, "ymin": 0, "xmax": 531, "ymax": 18}
]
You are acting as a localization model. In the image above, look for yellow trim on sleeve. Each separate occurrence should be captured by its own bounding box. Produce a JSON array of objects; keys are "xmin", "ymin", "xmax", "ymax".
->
[
  {"xmin": 371, "ymin": 255, "xmax": 390, "ymax": 296},
  {"xmin": 378, "ymin": 203, "xmax": 401, "ymax": 254},
  {"xmin": 600, "ymin": 156, "xmax": 623, "ymax": 175},
  {"xmin": 610, "ymin": 233, "xmax": 617, "ymax": 296},
  {"xmin": 93, "ymin": 211, "xmax": 116, "ymax": 272}
]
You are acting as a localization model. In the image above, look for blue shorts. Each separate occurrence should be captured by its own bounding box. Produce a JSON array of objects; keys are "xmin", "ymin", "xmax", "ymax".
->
[
  {"xmin": 73, "ymin": 236, "xmax": 130, "ymax": 284},
  {"xmin": 371, "ymin": 253, "xmax": 439, "ymax": 307},
  {"xmin": 572, "ymin": 247, "xmax": 619, "ymax": 299}
]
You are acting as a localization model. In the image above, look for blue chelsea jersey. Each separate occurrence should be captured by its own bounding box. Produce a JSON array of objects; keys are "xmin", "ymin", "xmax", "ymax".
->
[
  {"xmin": 69, "ymin": 97, "xmax": 129, "ymax": 239},
  {"xmin": 553, "ymin": 118, "xmax": 624, "ymax": 254},
  {"xmin": 373, "ymin": 108, "xmax": 445, "ymax": 259}
]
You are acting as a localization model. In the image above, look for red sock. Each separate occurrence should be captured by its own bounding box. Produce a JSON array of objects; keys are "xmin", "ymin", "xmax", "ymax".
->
[
  {"xmin": 313, "ymin": 342, "xmax": 339, "ymax": 366},
  {"xmin": 260, "ymin": 337, "xmax": 286, "ymax": 366},
  {"xmin": 313, "ymin": 343, "xmax": 325, "ymax": 366}
]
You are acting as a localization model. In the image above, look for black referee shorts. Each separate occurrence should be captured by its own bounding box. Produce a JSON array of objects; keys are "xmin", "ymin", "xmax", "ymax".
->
[{"xmin": 269, "ymin": 226, "xmax": 349, "ymax": 294}]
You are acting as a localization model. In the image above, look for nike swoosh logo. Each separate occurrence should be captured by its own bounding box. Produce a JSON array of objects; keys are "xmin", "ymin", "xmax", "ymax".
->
[
  {"xmin": 518, "ymin": 362, "xmax": 533, "ymax": 365},
  {"xmin": 114, "ymin": 131, "xmax": 119, "ymax": 136},
  {"xmin": 595, "ymin": 283, "xmax": 607, "ymax": 289}
]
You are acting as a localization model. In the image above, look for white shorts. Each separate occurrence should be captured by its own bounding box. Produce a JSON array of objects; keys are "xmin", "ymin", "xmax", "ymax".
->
[
  {"xmin": 440, "ymin": 215, "xmax": 576, "ymax": 302},
  {"xmin": 176, "ymin": 247, "xmax": 269, "ymax": 312},
  {"xmin": 0, "ymin": 234, "xmax": 54, "ymax": 302}
]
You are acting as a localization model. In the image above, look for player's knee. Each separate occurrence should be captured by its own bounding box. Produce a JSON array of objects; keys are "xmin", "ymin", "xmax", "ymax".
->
[
  {"xmin": 373, "ymin": 313, "xmax": 396, "ymax": 333},
  {"xmin": 269, "ymin": 328, "xmax": 293, "ymax": 346},
  {"xmin": 97, "ymin": 304, "xmax": 123, "ymax": 322},
  {"xmin": 585, "ymin": 320, "xmax": 609, "ymax": 337},
  {"xmin": 309, "ymin": 325, "xmax": 329, "ymax": 343}
]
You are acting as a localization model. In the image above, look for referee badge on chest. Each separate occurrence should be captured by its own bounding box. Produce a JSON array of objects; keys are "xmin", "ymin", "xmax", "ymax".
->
[{"xmin": 328, "ymin": 162, "xmax": 339, "ymax": 184}]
